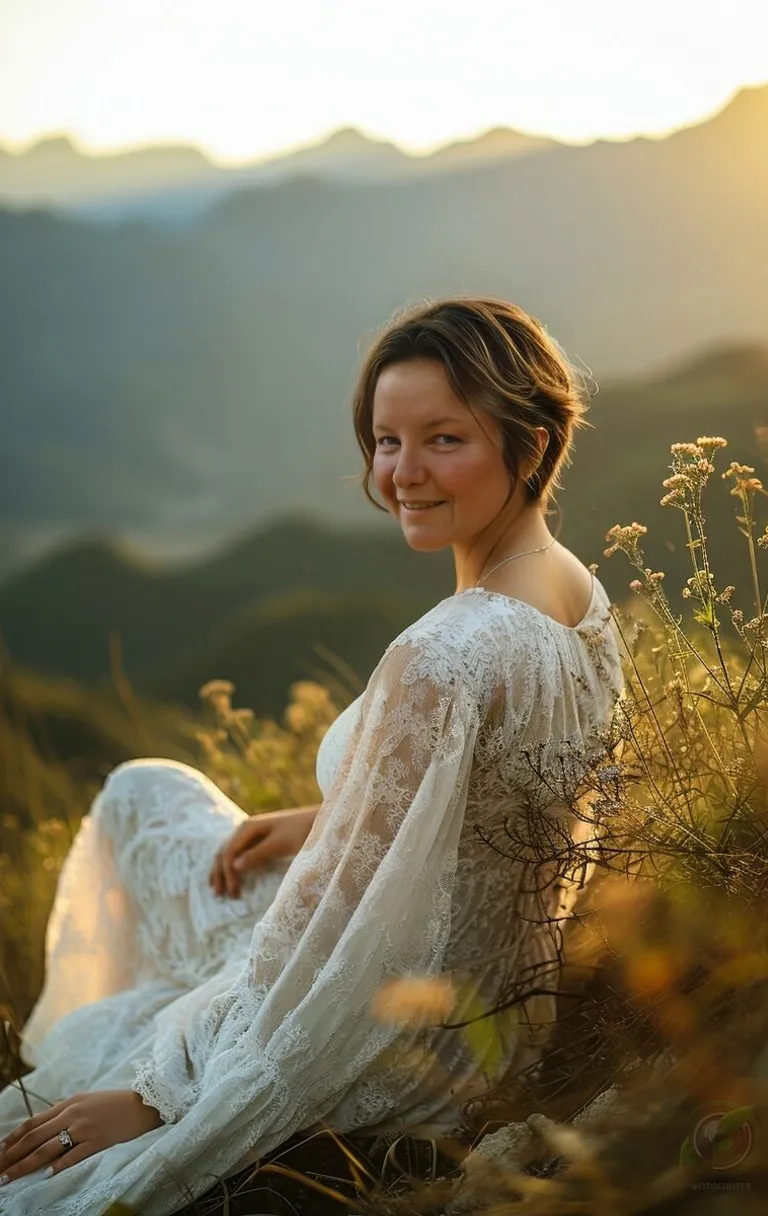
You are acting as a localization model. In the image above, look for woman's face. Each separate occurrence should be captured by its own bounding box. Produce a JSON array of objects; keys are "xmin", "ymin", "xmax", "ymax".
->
[{"xmin": 371, "ymin": 357, "xmax": 520, "ymax": 552}]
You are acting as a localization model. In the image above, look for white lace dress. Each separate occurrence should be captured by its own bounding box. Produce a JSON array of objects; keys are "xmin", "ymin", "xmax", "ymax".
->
[{"xmin": 0, "ymin": 576, "xmax": 625, "ymax": 1215}]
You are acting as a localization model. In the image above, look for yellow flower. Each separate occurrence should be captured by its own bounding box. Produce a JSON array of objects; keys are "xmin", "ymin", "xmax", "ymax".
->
[
  {"xmin": 199, "ymin": 679, "xmax": 236, "ymax": 699},
  {"xmin": 722, "ymin": 461, "xmax": 756, "ymax": 480},
  {"xmin": 370, "ymin": 977, "xmax": 456, "ymax": 1027},
  {"xmin": 603, "ymin": 522, "xmax": 648, "ymax": 557},
  {"xmin": 696, "ymin": 436, "xmax": 727, "ymax": 449}
]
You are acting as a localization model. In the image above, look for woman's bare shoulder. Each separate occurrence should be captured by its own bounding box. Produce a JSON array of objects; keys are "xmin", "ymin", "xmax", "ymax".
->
[{"xmin": 483, "ymin": 542, "xmax": 594, "ymax": 629}]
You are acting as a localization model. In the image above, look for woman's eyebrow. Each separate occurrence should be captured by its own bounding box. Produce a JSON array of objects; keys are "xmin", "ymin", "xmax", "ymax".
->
[{"xmin": 372, "ymin": 416, "xmax": 464, "ymax": 432}]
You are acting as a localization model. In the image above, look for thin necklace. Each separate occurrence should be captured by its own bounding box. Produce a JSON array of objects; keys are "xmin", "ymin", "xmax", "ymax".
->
[{"xmin": 473, "ymin": 537, "xmax": 556, "ymax": 589}]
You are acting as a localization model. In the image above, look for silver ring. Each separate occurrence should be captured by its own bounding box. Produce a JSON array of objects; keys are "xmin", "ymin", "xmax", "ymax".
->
[{"xmin": 57, "ymin": 1129, "xmax": 74, "ymax": 1151}]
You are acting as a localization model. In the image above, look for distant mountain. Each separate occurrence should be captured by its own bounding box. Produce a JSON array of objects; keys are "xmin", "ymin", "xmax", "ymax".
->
[
  {"xmin": 0, "ymin": 134, "xmax": 215, "ymax": 204},
  {"xmin": 2, "ymin": 343, "xmax": 766, "ymax": 715},
  {"xmin": 0, "ymin": 516, "xmax": 451, "ymax": 717},
  {"xmin": 1, "ymin": 85, "xmax": 767, "ymax": 579},
  {"xmin": 254, "ymin": 126, "xmax": 408, "ymax": 179},
  {"xmin": 0, "ymin": 123, "xmax": 555, "ymax": 226},
  {"xmin": 424, "ymin": 126, "xmax": 556, "ymax": 170}
]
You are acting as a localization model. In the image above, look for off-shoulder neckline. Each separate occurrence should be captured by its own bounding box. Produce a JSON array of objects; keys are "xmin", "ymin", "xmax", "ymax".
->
[{"xmin": 449, "ymin": 569, "xmax": 599, "ymax": 634}]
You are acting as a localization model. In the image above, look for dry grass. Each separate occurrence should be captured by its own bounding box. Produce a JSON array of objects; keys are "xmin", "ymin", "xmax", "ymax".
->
[{"xmin": 3, "ymin": 434, "xmax": 768, "ymax": 1213}]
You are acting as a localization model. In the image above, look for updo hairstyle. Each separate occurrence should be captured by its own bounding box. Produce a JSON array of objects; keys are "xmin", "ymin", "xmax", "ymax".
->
[{"xmin": 350, "ymin": 296, "xmax": 592, "ymax": 519}]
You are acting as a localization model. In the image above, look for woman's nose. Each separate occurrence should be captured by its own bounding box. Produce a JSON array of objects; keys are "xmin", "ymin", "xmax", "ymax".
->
[{"xmin": 392, "ymin": 447, "xmax": 427, "ymax": 488}]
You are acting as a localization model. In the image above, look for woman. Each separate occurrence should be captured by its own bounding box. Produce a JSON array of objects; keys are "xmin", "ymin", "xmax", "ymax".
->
[{"xmin": 0, "ymin": 297, "xmax": 625, "ymax": 1214}]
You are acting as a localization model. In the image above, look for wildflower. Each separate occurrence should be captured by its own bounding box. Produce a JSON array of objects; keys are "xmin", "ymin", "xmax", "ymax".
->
[
  {"xmin": 664, "ymin": 679, "xmax": 688, "ymax": 723},
  {"xmin": 696, "ymin": 436, "xmax": 728, "ymax": 450},
  {"xmin": 285, "ymin": 704, "xmax": 310, "ymax": 734},
  {"xmin": 715, "ymin": 586, "xmax": 735, "ymax": 604},
  {"xmin": 665, "ymin": 677, "xmax": 685, "ymax": 696},
  {"xmin": 738, "ymin": 478, "xmax": 765, "ymax": 494},
  {"xmin": 199, "ymin": 679, "xmax": 236, "ymax": 699},
  {"xmin": 370, "ymin": 977, "xmax": 456, "ymax": 1028},
  {"xmin": 604, "ymin": 522, "xmax": 647, "ymax": 559},
  {"xmin": 661, "ymin": 474, "xmax": 693, "ymax": 507},
  {"xmin": 743, "ymin": 616, "xmax": 768, "ymax": 638},
  {"xmin": 194, "ymin": 728, "xmax": 227, "ymax": 759},
  {"xmin": 666, "ymin": 444, "xmax": 718, "ymax": 496},
  {"xmin": 683, "ymin": 571, "xmax": 715, "ymax": 602},
  {"xmin": 290, "ymin": 681, "xmax": 333, "ymax": 710},
  {"xmin": 722, "ymin": 462, "xmax": 756, "ymax": 480},
  {"xmin": 531, "ymin": 1115, "xmax": 595, "ymax": 1164},
  {"xmin": 663, "ymin": 474, "xmax": 693, "ymax": 489},
  {"xmin": 598, "ymin": 764, "xmax": 622, "ymax": 781}
]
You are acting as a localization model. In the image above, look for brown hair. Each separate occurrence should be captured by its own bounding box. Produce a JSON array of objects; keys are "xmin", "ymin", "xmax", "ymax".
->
[{"xmin": 350, "ymin": 296, "xmax": 592, "ymax": 520}]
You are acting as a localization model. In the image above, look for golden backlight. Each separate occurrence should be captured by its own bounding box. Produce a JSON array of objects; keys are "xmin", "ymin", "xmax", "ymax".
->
[{"xmin": 0, "ymin": 0, "xmax": 766, "ymax": 164}]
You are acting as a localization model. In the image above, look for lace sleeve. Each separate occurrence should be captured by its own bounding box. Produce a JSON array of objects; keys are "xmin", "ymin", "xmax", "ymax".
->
[{"xmin": 130, "ymin": 627, "xmax": 490, "ymax": 1175}]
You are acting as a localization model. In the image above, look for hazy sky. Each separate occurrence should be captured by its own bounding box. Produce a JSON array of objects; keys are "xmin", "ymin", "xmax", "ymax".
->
[{"xmin": 2, "ymin": 0, "xmax": 767, "ymax": 163}]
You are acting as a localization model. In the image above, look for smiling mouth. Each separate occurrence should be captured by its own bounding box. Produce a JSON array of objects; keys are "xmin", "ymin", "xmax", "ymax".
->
[{"xmin": 399, "ymin": 501, "xmax": 447, "ymax": 511}]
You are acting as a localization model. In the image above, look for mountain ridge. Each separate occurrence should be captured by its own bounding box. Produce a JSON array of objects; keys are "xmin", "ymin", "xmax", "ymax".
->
[
  {"xmin": 1, "ymin": 84, "xmax": 761, "ymax": 221},
  {"xmin": 2, "ymin": 88, "xmax": 766, "ymax": 577},
  {"xmin": 2, "ymin": 342, "xmax": 766, "ymax": 710},
  {"xmin": 0, "ymin": 119, "xmax": 558, "ymax": 217}
]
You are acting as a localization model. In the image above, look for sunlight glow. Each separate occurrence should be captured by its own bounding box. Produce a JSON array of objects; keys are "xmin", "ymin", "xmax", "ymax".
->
[{"xmin": 1, "ymin": 0, "xmax": 766, "ymax": 162}]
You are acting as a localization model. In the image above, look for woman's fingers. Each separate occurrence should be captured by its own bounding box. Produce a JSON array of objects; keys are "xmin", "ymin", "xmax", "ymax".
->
[
  {"xmin": 232, "ymin": 841, "xmax": 273, "ymax": 873},
  {"xmin": 0, "ymin": 1112, "xmax": 76, "ymax": 1185},
  {"xmin": 47, "ymin": 1141, "xmax": 92, "ymax": 1177},
  {"xmin": 0, "ymin": 1101, "xmax": 68, "ymax": 1163},
  {"xmin": 222, "ymin": 849, "xmax": 241, "ymax": 899},
  {"xmin": 1, "ymin": 1120, "xmax": 65, "ymax": 1170},
  {"xmin": 209, "ymin": 819, "xmax": 275, "ymax": 898},
  {"xmin": 209, "ymin": 840, "xmax": 242, "ymax": 897},
  {"xmin": 208, "ymin": 849, "xmax": 226, "ymax": 896},
  {"xmin": 0, "ymin": 1134, "xmax": 65, "ymax": 1185},
  {"xmin": 209, "ymin": 843, "xmax": 243, "ymax": 899}
]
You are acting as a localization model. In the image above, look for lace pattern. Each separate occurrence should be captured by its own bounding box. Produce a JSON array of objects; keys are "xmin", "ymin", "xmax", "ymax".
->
[{"xmin": 0, "ymin": 580, "xmax": 625, "ymax": 1215}]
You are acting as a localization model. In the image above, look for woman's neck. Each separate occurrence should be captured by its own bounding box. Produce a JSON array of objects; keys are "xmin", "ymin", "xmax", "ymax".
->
[{"xmin": 453, "ymin": 506, "xmax": 554, "ymax": 593}]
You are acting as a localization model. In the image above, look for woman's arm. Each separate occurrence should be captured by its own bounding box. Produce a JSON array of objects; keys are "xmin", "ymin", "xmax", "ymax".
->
[{"xmin": 131, "ymin": 629, "xmax": 491, "ymax": 1146}]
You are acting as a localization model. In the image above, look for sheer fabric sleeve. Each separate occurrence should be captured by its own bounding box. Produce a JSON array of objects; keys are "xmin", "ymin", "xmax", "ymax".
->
[{"xmin": 129, "ymin": 627, "xmax": 491, "ymax": 1186}]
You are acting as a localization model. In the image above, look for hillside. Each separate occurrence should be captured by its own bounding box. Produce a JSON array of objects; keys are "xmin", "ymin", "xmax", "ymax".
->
[
  {"xmin": 0, "ymin": 516, "xmax": 452, "ymax": 715},
  {"xmin": 0, "ymin": 123, "xmax": 554, "ymax": 221},
  {"xmin": 2, "ymin": 340, "xmax": 766, "ymax": 714},
  {"xmin": 2, "ymin": 86, "xmax": 767, "ymax": 579}
]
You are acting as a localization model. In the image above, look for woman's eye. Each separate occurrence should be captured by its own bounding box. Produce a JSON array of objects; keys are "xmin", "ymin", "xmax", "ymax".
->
[{"xmin": 375, "ymin": 435, "xmax": 460, "ymax": 447}]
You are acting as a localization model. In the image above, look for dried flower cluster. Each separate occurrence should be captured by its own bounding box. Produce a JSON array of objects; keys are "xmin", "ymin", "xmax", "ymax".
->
[{"xmin": 195, "ymin": 677, "xmax": 341, "ymax": 812}]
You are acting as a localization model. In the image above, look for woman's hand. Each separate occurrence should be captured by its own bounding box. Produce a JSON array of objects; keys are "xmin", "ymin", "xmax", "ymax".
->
[
  {"xmin": 0, "ymin": 1090, "xmax": 163, "ymax": 1186},
  {"xmin": 209, "ymin": 805, "xmax": 320, "ymax": 899}
]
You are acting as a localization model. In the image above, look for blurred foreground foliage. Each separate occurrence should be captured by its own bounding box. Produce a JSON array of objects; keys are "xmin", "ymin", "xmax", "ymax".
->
[{"xmin": 2, "ymin": 436, "xmax": 768, "ymax": 1213}]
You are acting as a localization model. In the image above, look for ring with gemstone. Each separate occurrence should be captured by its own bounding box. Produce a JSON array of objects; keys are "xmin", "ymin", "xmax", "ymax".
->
[{"xmin": 57, "ymin": 1129, "xmax": 75, "ymax": 1151}]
